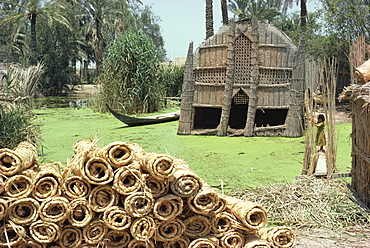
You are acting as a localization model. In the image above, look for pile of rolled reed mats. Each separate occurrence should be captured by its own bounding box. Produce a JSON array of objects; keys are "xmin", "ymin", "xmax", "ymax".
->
[{"xmin": 0, "ymin": 140, "xmax": 296, "ymax": 248}]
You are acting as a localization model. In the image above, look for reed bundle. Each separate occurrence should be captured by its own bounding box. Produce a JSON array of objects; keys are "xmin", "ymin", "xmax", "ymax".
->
[
  {"xmin": 0, "ymin": 140, "xmax": 297, "ymax": 247},
  {"xmin": 4, "ymin": 174, "xmax": 33, "ymax": 198},
  {"xmin": 8, "ymin": 197, "xmax": 39, "ymax": 225},
  {"xmin": 0, "ymin": 142, "xmax": 37, "ymax": 176}
]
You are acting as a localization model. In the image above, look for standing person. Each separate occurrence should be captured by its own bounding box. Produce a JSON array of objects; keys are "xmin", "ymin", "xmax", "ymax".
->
[{"xmin": 312, "ymin": 114, "xmax": 326, "ymax": 152}]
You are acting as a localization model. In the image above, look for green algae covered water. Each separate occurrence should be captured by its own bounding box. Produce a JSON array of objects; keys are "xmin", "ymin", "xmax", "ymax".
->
[{"xmin": 35, "ymin": 107, "xmax": 352, "ymax": 191}]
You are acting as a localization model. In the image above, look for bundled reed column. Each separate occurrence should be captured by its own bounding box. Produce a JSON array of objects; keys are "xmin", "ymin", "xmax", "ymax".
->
[
  {"xmin": 217, "ymin": 19, "xmax": 235, "ymax": 136},
  {"xmin": 177, "ymin": 42, "xmax": 195, "ymax": 135},
  {"xmin": 244, "ymin": 16, "xmax": 259, "ymax": 136}
]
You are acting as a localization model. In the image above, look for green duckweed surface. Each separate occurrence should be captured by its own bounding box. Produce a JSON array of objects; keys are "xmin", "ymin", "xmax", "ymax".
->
[{"xmin": 35, "ymin": 107, "xmax": 352, "ymax": 191}]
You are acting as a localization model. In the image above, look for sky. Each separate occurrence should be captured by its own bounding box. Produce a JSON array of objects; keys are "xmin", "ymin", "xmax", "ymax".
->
[{"xmin": 141, "ymin": 0, "xmax": 321, "ymax": 61}]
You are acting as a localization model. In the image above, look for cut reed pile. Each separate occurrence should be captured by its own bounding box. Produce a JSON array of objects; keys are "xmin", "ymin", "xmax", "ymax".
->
[
  {"xmin": 230, "ymin": 177, "xmax": 370, "ymax": 230},
  {"xmin": 0, "ymin": 140, "xmax": 297, "ymax": 248}
]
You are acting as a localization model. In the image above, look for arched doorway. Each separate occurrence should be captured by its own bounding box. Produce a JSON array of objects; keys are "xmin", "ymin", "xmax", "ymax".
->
[{"xmin": 229, "ymin": 89, "xmax": 249, "ymax": 129}]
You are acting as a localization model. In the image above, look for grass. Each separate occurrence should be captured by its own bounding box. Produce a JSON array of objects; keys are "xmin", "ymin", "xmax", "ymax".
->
[{"xmin": 35, "ymin": 107, "xmax": 352, "ymax": 191}]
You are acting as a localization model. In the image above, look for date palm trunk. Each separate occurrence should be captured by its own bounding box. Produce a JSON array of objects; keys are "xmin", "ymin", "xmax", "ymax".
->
[
  {"xmin": 30, "ymin": 13, "xmax": 37, "ymax": 65},
  {"xmin": 205, "ymin": 0, "xmax": 214, "ymax": 39}
]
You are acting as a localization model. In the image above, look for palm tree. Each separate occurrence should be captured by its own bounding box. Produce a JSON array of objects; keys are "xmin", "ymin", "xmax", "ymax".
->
[
  {"xmin": 77, "ymin": 0, "xmax": 141, "ymax": 76},
  {"xmin": 228, "ymin": 0, "xmax": 281, "ymax": 22},
  {"xmin": 221, "ymin": 0, "xmax": 228, "ymax": 25},
  {"xmin": 205, "ymin": 0, "xmax": 214, "ymax": 39},
  {"xmin": 0, "ymin": 0, "xmax": 71, "ymax": 65}
]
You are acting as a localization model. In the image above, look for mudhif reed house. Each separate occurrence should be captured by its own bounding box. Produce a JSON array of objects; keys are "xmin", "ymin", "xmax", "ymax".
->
[{"xmin": 178, "ymin": 17, "xmax": 305, "ymax": 137}]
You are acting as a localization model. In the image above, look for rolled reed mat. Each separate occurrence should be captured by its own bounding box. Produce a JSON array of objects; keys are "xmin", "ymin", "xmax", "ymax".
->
[
  {"xmin": 188, "ymin": 186, "xmax": 220, "ymax": 215},
  {"xmin": 82, "ymin": 219, "xmax": 108, "ymax": 245},
  {"xmin": 81, "ymin": 157, "xmax": 113, "ymax": 185},
  {"xmin": 156, "ymin": 218, "xmax": 185, "ymax": 242},
  {"xmin": 188, "ymin": 236, "xmax": 219, "ymax": 248},
  {"xmin": 4, "ymin": 174, "xmax": 33, "ymax": 198},
  {"xmin": 124, "ymin": 191, "xmax": 154, "ymax": 217},
  {"xmin": 244, "ymin": 234, "xmax": 271, "ymax": 248},
  {"xmin": 8, "ymin": 197, "xmax": 40, "ymax": 225},
  {"xmin": 0, "ymin": 175, "xmax": 4, "ymax": 195},
  {"xmin": 68, "ymin": 198, "xmax": 94, "ymax": 227},
  {"xmin": 0, "ymin": 141, "xmax": 37, "ymax": 176},
  {"xmin": 213, "ymin": 194, "xmax": 227, "ymax": 215},
  {"xmin": 0, "ymin": 198, "xmax": 8, "ymax": 220},
  {"xmin": 184, "ymin": 215, "xmax": 211, "ymax": 238},
  {"xmin": 39, "ymin": 196, "xmax": 69, "ymax": 223},
  {"xmin": 33, "ymin": 166, "xmax": 62, "ymax": 201},
  {"xmin": 62, "ymin": 175, "xmax": 91, "ymax": 200},
  {"xmin": 88, "ymin": 185, "xmax": 119, "ymax": 212},
  {"xmin": 0, "ymin": 223, "xmax": 25, "ymax": 247},
  {"xmin": 98, "ymin": 141, "xmax": 145, "ymax": 168},
  {"xmin": 127, "ymin": 239, "xmax": 155, "ymax": 248},
  {"xmin": 130, "ymin": 216, "xmax": 156, "ymax": 241},
  {"xmin": 143, "ymin": 174, "xmax": 169, "ymax": 198},
  {"xmin": 153, "ymin": 194, "xmax": 183, "ymax": 221},
  {"xmin": 102, "ymin": 206, "xmax": 132, "ymax": 230},
  {"xmin": 113, "ymin": 166, "xmax": 143, "ymax": 195},
  {"xmin": 30, "ymin": 220, "xmax": 60, "ymax": 243},
  {"xmin": 141, "ymin": 153, "xmax": 174, "ymax": 179},
  {"xmin": 170, "ymin": 168, "xmax": 202, "ymax": 198},
  {"xmin": 58, "ymin": 225, "xmax": 83, "ymax": 248},
  {"xmin": 220, "ymin": 231, "xmax": 244, "ymax": 248},
  {"xmin": 162, "ymin": 236, "xmax": 190, "ymax": 248},
  {"xmin": 18, "ymin": 239, "xmax": 44, "ymax": 248},
  {"xmin": 210, "ymin": 212, "xmax": 237, "ymax": 237},
  {"xmin": 258, "ymin": 227, "xmax": 296, "ymax": 248},
  {"xmin": 224, "ymin": 196, "xmax": 267, "ymax": 232},
  {"xmin": 101, "ymin": 229, "xmax": 131, "ymax": 248},
  {"xmin": 80, "ymin": 244, "xmax": 98, "ymax": 248},
  {"xmin": 72, "ymin": 139, "xmax": 100, "ymax": 155}
]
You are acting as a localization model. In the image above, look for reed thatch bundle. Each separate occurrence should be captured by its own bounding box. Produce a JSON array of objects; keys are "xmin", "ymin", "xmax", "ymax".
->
[
  {"xmin": 62, "ymin": 175, "xmax": 91, "ymax": 200},
  {"xmin": 143, "ymin": 173, "xmax": 169, "ymax": 197},
  {"xmin": 153, "ymin": 194, "xmax": 183, "ymax": 221},
  {"xmin": 258, "ymin": 226, "xmax": 296, "ymax": 248},
  {"xmin": 0, "ymin": 223, "xmax": 25, "ymax": 247},
  {"xmin": 39, "ymin": 196, "xmax": 69, "ymax": 223},
  {"xmin": 162, "ymin": 236, "xmax": 190, "ymax": 248},
  {"xmin": 82, "ymin": 219, "xmax": 107, "ymax": 245},
  {"xmin": 102, "ymin": 206, "xmax": 131, "ymax": 230},
  {"xmin": 0, "ymin": 140, "xmax": 297, "ymax": 247},
  {"xmin": 113, "ymin": 165, "xmax": 143, "ymax": 195},
  {"xmin": 88, "ymin": 185, "xmax": 118, "ymax": 212},
  {"xmin": 220, "ymin": 231, "xmax": 244, "ymax": 248},
  {"xmin": 155, "ymin": 218, "xmax": 185, "ymax": 241},
  {"xmin": 0, "ymin": 141, "xmax": 37, "ymax": 176},
  {"xmin": 101, "ymin": 229, "xmax": 131, "ymax": 248},
  {"xmin": 124, "ymin": 191, "xmax": 154, "ymax": 217},
  {"xmin": 58, "ymin": 225, "xmax": 83, "ymax": 248},
  {"xmin": 8, "ymin": 197, "xmax": 39, "ymax": 225},
  {"xmin": 130, "ymin": 216, "xmax": 156, "ymax": 241},
  {"xmin": 30, "ymin": 220, "xmax": 60, "ymax": 243},
  {"xmin": 184, "ymin": 215, "xmax": 211, "ymax": 238},
  {"xmin": 33, "ymin": 165, "xmax": 62, "ymax": 201},
  {"xmin": 68, "ymin": 198, "xmax": 94, "ymax": 227},
  {"xmin": 127, "ymin": 239, "xmax": 155, "ymax": 248},
  {"xmin": 4, "ymin": 174, "xmax": 33, "ymax": 198},
  {"xmin": 188, "ymin": 236, "xmax": 219, "ymax": 248}
]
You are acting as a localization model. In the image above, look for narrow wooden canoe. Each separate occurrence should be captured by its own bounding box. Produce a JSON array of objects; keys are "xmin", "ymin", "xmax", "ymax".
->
[{"xmin": 106, "ymin": 104, "xmax": 180, "ymax": 127}]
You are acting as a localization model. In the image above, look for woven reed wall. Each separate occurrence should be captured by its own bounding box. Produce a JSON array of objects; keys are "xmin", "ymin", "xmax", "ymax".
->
[
  {"xmin": 192, "ymin": 20, "xmax": 296, "ymax": 107},
  {"xmin": 351, "ymin": 96, "xmax": 370, "ymax": 207}
]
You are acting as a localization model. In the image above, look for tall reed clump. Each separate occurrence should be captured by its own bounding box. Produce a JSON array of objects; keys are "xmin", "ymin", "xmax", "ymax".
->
[
  {"xmin": 0, "ymin": 63, "xmax": 42, "ymax": 149},
  {"xmin": 96, "ymin": 30, "xmax": 166, "ymax": 114}
]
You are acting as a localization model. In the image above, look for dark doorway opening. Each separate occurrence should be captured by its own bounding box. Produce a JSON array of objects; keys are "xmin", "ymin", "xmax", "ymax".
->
[
  {"xmin": 255, "ymin": 109, "xmax": 288, "ymax": 127},
  {"xmin": 229, "ymin": 90, "xmax": 249, "ymax": 129},
  {"xmin": 194, "ymin": 107, "xmax": 222, "ymax": 129}
]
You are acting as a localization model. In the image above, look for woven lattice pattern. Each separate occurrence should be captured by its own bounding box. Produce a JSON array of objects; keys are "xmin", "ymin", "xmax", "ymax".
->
[
  {"xmin": 234, "ymin": 34, "xmax": 252, "ymax": 84},
  {"xmin": 259, "ymin": 68, "xmax": 292, "ymax": 85},
  {"xmin": 233, "ymin": 90, "xmax": 249, "ymax": 105},
  {"xmin": 194, "ymin": 68, "xmax": 226, "ymax": 83}
]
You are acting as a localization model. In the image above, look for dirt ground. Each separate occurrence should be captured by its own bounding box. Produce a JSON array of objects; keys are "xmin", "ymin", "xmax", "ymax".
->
[{"xmin": 71, "ymin": 85, "xmax": 367, "ymax": 247}]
